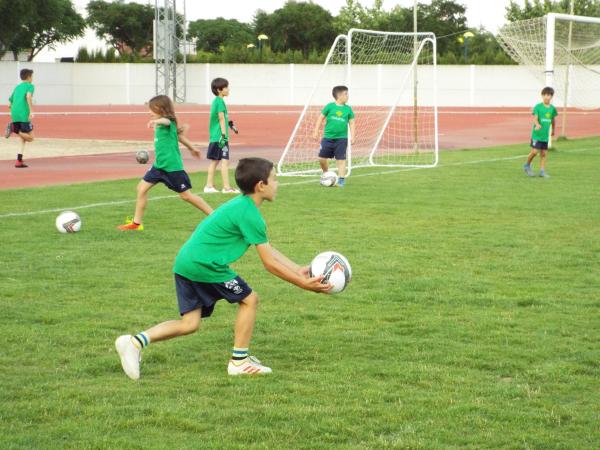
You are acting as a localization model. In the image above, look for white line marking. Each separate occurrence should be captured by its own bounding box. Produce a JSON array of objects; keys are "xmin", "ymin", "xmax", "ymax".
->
[{"xmin": 0, "ymin": 147, "xmax": 596, "ymax": 219}]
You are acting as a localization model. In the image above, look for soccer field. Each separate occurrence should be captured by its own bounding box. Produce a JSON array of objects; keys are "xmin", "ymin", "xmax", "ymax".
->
[{"xmin": 1, "ymin": 139, "xmax": 599, "ymax": 449}]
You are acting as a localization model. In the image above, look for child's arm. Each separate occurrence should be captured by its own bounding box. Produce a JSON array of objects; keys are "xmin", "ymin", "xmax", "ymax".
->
[
  {"xmin": 178, "ymin": 133, "xmax": 201, "ymax": 158},
  {"xmin": 26, "ymin": 92, "xmax": 33, "ymax": 119},
  {"xmin": 349, "ymin": 118, "xmax": 356, "ymax": 144},
  {"xmin": 312, "ymin": 114, "xmax": 325, "ymax": 139},
  {"xmin": 255, "ymin": 243, "xmax": 331, "ymax": 293},
  {"xmin": 551, "ymin": 118, "xmax": 556, "ymax": 136},
  {"xmin": 218, "ymin": 112, "xmax": 227, "ymax": 136},
  {"xmin": 147, "ymin": 117, "xmax": 171, "ymax": 128},
  {"xmin": 533, "ymin": 113, "xmax": 541, "ymax": 130}
]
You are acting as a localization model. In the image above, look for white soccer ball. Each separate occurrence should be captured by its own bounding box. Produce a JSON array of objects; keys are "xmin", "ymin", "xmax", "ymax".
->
[
  {"xmin": 55, "ymin": 211, "xmax": 82, "ymax": 234},
  {"xmin": 309, "ymin": 251, "xmax": 352, "ymax": 294},
  {"xmin": 320, "ymin": 171, "xmax": 338, "ymax": 187},
  {"xmin": 136, "ymin": 149, "xmax": 150, "ymax": 164}
]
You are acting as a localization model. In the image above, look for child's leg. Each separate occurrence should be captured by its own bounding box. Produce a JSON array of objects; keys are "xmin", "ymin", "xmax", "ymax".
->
[
  {"xmin": 233, "ymin": 292, "xmax": 259, "ymax": 349},
  {"xmin": 143, "ymin": 309, "xmax": 201, "ymax": 343},
  {"xmin": 19, "ymin": 131, "xmax": 34, "ymax": 143},
  {"xmin": 526, "ymin": 148, "xmax": 538, "ymax": 166},
  {"xmin": 319, "ymin": 158, "xmax": 329, "ymax": 173},
  {"xmin": 133, "ymin": 180, "xmax": 154, "ymax": 224},
  {"xmin": 539, "ymin": 149, "xmax": 547, "ymax": 170},
  {"xmin": 206, "ymin": 160, "xmax": 219, "ymax": 188},
  {"xmin": 221, "ymin": 159, "xmax": 232, "ymax": 189},
  {"xmin": 336, "ymin": 159, "xmax": 347, "ymax": 178},
  {"xmin": 179, "ymin": 190, "xmax": 213, "ymax": 215}
]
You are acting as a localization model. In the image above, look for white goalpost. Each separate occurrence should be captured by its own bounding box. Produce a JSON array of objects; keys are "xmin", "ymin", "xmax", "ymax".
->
[
  {"xmin": 277, "ymin": 29, "xmax": 438, "ymax": 177},
  {"xmin": 497, "ymin": 13, "xmax": 600, "ymax": 138}
]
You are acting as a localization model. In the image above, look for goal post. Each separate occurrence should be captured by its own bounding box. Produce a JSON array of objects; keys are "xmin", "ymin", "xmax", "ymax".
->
[
  {"xmin": 277, "ymin": 29, "xmax": 438, "ymax": 177},
  {"xmin": 497, "ymin": 13, "xmax": 600, "ymax": 138}
]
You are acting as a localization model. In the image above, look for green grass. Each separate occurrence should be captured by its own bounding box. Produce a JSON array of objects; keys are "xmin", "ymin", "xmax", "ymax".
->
[{"xmin": 1, "ymin": 138, "xmax": 599, "ymax": 449}]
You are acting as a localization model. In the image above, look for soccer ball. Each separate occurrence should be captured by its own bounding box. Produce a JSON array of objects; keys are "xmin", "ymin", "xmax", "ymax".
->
[
  {"xmin": 320, "ymin": 171, "xmax": 338, "ymax": 187},
  {"xmin": 136, "ymin": 150, "xmax": 150, "ymax": 164},
  {"xmin": 309, "ymin": 251, "xmax": 352, "ymax": 294},
  {"xmin": 55, "ymin": 211, "xmax": 82, "ymax": 234}
]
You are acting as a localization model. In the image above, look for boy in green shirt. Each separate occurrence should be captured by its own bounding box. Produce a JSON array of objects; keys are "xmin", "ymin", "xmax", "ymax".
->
[
  {"xmin": 116, "ymin": 157, "xmax": 331, "ymax": 379},
  {"xmin": 7, "ymin": 69, "xmax": 35, "ymax": 168},
  {"xmin": 204, "ymin": 77, "xmax": 239, "ymax": 194},
  {"xmin": 312, "ymin": 85, "xmax": 356, "ymax": 186},
  {"xmin": 524, "ymin": 86, "xmax": 558, "ymax": 178}
]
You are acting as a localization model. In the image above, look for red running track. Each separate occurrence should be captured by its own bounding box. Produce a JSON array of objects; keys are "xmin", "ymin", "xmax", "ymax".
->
[{"xmin": 1, "ymin": 105, "xmax": 598, "ymax": 190}]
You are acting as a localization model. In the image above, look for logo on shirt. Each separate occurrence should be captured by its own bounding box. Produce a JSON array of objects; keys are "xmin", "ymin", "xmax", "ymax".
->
[
  {"xmin": 545, "ymin": 112, "xmax": 551, "ymax": 118},
  {"xmin": 336, "ymin": 111, "xmax": 343, "ymax": 117}
]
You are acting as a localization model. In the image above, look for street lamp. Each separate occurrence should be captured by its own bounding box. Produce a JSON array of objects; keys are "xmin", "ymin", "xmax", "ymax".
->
[
  {"xmin": 460, "ymin": 31, "xmax": 475, "ymax": 62},
  {"xmin": 257, "ymin": 34, "xmax": 269, "ymax": 61}
]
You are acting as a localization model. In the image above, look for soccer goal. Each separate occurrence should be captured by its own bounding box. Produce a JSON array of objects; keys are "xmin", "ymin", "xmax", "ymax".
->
[
  {"xmin": 277, "ymin": 29, "xmax": 438, "ymax": 176},
  {"xmin": 497, "ymin": 13, "xmax": 600, "ymax": 136}
]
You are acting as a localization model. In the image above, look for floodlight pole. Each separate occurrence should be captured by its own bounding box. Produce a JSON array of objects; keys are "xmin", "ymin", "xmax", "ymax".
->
[{"xmin": 155, "ymin": 0, "xmax": 186, "ymax": 103}]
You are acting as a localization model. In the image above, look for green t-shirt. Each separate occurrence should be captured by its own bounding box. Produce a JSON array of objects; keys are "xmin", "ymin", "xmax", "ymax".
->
[
  {"xmin": 153, "ymin": 120, "xmax": 183, "ymax": 172},
  {"xmin": 174, "ymin": 195, "xmax": 268, "ymax": 282},
  {"xmin": 9, "ymin": 82, "xmax": 35, "ymax": 122},
  {"xmin": 531, "ymin": 102, "xmax": 558, "ymax": 142},
  {"xmin": 209, "ymin": 96, "xmax": 228, "ymax": 143},
  {"xmin": 322, "ymin": 102, "xmax": 355, "ymax": 139}
]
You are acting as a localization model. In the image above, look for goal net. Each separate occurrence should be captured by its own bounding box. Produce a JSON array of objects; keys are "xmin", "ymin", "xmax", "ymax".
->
[
  {"xmin": 277, "ymin": 29, "xmax": 438, "ymax": 176},
  {"xmin": 497, "ymin": 13, "xmax": 600, "ymax": 111}
]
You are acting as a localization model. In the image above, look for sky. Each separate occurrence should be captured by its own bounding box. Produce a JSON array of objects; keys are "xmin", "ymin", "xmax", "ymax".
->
[{"xmin": 35, "ymin": 0, "xmax": 516, "ymax": 62}]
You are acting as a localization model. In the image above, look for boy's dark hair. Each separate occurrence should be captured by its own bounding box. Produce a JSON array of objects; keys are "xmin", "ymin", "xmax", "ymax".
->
[
  {"xmin": 332, "ymin": 85, "xmax": 348, "ymax": 99},
  {"xmin": 541, "ymin": 86, "xmax": 554, "ymax": 96},
  {"xmin": 20, "ymin": 69, "xmax": 33, "ymax": 80},
  {"xmin": 211, "ymin": 77, "xmax": 229, "ymax": 96},
  {"xmin": 235, "ymin": 158, "xmax": 274, "ymax": 194}
]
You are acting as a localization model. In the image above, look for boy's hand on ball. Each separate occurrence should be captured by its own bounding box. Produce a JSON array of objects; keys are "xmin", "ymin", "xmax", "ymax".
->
[{"xmin": 305, "ymin": 275, "xmax": 332, "ymax": 293}]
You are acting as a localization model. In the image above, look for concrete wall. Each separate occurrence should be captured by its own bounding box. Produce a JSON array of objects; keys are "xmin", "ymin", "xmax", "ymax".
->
[{"xmin": 1, "ymin": 61, "xmax": 597, "ymax": 107}]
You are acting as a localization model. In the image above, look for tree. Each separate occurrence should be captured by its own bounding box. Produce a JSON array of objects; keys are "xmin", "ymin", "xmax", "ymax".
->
[
  {"xmin": 0, "ymin": 0, "xmax": 85, "ymax": 61},
  {"xmin": 188, "ymin": 18, "xmax": 254, "ymax": 53},
  {"xmin": 86, "ymin": 0, "xmax": 155, "ymax": 56},
  {"xmin": 506, "ymin": 0, "xmax": 600, "ymax": 22},
  {"xmin": 419, "ymin": 0, "xmax": 467, "ymax": 55},
  {"xmin": 253, "ymin": 1, "xmax": 337, "ymax": 56}
]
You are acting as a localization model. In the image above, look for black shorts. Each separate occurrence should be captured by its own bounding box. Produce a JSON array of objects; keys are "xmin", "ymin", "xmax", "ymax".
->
[
  {"xmin": 207, "ymin": 142, "xmax": 230, "ymax": 160},
  {"xmin": 319, "ymin": 138, "xmax": 347, "ymax": 160},
  {"xmin": 174, "ymin": 273, "xmax": 252, "ymax": 318},
  {"xmin": 12, "ymin": 122, "xmax": 33, "ymax": 134},
  {"xmin": 142, "ymin": 166, "xmax": 192, "ymax": 193},
  {"xmin": 530, "ymin": 139, "xmax": 549, "ymax": 150}
]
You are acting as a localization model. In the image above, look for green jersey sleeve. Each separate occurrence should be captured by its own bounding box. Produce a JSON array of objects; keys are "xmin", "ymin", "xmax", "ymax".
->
[
  {"xmin": 348, "ymin": 106, "xmax": 355, "ymax": 120},
  {"xmin": 238, "ymin": 207, "xmax": 268, "ymax": 245},
  {"xmin": 321, "ymin": 103, "xmax": 331, "ymax": 116}
]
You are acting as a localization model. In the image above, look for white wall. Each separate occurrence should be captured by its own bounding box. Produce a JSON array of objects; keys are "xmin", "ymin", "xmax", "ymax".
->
[{"xmin": 1, "ymin": 62, "xmax": 597, "ymax": 107}]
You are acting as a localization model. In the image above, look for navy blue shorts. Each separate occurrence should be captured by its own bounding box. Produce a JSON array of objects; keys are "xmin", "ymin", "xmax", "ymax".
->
[
  {"xmin": 143, "ymin": 166, "xmax": 192, "ymax": 193},
  {"xmin": 12, "ymin": 122, "xmax": 33, "ymax": 134},
  {"xmin": 174, "ymin": 273, "xmax": 252, "ymax": 318},
  {"xmin": 207, "ymin": 142, "xmax": 230, "ymax": 160},
  {"xmin": 319, "ymin": 138, "xmax": 347, "ymax": 160},
  {"xmin": 530, "ymin": 139, "xmax": 549, "ymax": 150}
]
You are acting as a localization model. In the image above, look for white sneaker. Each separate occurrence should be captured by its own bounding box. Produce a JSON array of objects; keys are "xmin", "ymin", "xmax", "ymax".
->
[
  {"xmin": 222, "ymin": 188, "xmax": 240, "ymax": 194},
  {"xmin": 227, "ymin": 356, "xmax": 272, "ymax": 375},
  {"xmin": 115, "ymin": 335, "xmax": 141, "ymax": 380},
  {"xmin": 203, "ymin": 186, "xmax": 219, "ymax": 194}
]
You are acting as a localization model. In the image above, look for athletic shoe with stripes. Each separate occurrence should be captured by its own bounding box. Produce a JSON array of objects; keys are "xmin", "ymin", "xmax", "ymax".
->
[
  {"xmin": 227, "ymin": 355, "xmax": 272, "ymax": 375},
  {"xmin": 115, "ymin": 335, "xmax": 141, "ymax": 380}
]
